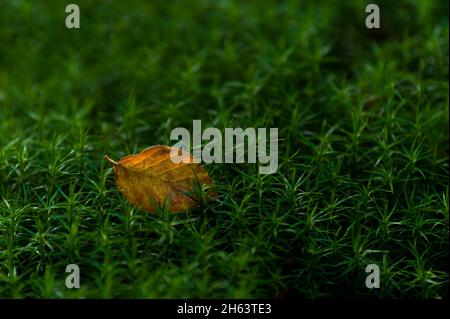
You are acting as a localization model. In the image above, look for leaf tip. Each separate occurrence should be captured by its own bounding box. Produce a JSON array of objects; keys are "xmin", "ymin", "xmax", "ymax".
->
[{"xmin": 104, "ymin": 155, "xmax": 119, "ymax": 166}]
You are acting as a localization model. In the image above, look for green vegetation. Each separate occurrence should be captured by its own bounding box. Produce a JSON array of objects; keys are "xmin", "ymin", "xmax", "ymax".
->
[{"xmin": 0, "ymin": 0, "xmax": 448, "ymax": 298}]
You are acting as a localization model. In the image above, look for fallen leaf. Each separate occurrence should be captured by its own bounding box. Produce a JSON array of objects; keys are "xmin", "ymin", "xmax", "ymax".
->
[{"xmin": 104, "ymin": 145, "xmax": 215, "ymax": 213}]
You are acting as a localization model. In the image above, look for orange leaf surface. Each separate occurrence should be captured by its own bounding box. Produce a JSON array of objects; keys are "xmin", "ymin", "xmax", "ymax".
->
[{"xmin": 104, "ymin": 145, "xmax": 215, "ymax": 213}]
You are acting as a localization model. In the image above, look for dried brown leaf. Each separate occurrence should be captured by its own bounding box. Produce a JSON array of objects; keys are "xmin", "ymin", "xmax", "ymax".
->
[{"xmin": 105, "ymin": 145, "xmax": 215, "ymax": 213}]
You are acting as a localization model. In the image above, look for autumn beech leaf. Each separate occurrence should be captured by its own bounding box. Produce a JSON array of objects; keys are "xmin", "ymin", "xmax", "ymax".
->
[{"xmin": 104, "ymin": 145, "xmax": 215, "ymax": 213}]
